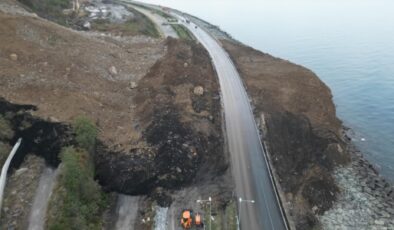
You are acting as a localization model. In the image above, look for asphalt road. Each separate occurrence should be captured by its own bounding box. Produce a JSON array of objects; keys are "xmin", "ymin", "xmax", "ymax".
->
[{"xmin": 171, "ymin": 15, "xmax": 288, "ymax": 230}]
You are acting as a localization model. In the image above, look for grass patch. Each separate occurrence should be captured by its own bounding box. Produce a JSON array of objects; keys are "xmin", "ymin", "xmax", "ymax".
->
[
  {"xmin": 17, "ymin": 0, "xmax": 72, "ymax": 26},
  {"xmin": 224, "ymin": 201, "xmax": 238, "ymax": 230},
  {"xmin": 171, "ymin": 24, "xmax": 194, "ymax": 40},
  {"xmin": 91, "ymin": 15, "xmax": 160, "ymax": 38},
  {"xmin": 0, "ymin": 115, "xmax": 14, "ymax": 140},
  {"xmin": 73, "ymin": 116, "xmax": 98, "ymax": 152},
  {"xmin": 46, "ymin": 147, "xmax": 106, "ymax": 230}
]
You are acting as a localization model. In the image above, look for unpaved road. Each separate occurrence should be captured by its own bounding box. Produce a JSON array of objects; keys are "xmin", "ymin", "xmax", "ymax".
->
[
  {"xmin": 115, "ymin": 195, "xmax": 140, "ymax": 230},
  {"xmin": 28, "ymin": 167, "xmax": 58, "ymax": 230},
  {"xmin": 127, "ymin": 3, "xmax": 178, "ymax": 38},
  {"xmin": 170, "ymin": 14, "xmax": 288, "ymax": 230}
]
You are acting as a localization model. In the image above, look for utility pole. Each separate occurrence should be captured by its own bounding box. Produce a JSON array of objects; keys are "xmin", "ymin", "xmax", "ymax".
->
[{"xmin": 237, "ymin": 197, "xmax": 255, "ymax": 230}]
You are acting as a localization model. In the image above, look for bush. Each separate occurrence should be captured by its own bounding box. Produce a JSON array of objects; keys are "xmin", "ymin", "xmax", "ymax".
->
[
  {"xmin": 73, "ymin": 116, "xmax": 98, "ymax": 152},
  {"xmin": 47, "ymin": 147, "xmax": 106, "ymax": 230}
]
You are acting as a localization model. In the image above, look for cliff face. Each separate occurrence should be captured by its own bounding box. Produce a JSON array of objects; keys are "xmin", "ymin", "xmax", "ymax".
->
[{"xmin": 222, "ymin": 40, "xmax": 350, "ymax": 229}]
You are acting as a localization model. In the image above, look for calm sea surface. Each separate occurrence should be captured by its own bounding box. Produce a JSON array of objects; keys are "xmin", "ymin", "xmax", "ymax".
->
[{"xmin": 142, "ymin": 0, "xmax": 394, "ymax": 182}]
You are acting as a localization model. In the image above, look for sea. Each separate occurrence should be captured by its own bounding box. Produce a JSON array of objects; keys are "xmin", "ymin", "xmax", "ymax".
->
[{"xmin": 141, "ymin": 0, "xmax": 394, "ymax": 182}]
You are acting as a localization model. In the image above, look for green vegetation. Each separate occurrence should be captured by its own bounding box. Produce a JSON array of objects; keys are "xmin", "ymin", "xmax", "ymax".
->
[
  {"xmin": 91, "ymin": 17, "xmax": 160, "ymax": 38},
  {"xmin": 73, "ymin": 116, "xmax": 97, "ymax": 152},
  {"xmin": 153, "ymin": 10, "xmax": 172, "ymax": 19},
  {"xmin": 171, "ymin": 24, "xmax": 194, "ymax": 40},
  {"xmin": 201, "ymin": 200, "xmax": 237, "ymax": 230},
  {"xmin": 17, "ymin": 0, "xmax": 72, "ymax": 25},
  {"xmin": 46, "ymin": 117, "xmax": 106, "ymax": 229},
  {"xmin": 46, "ymin": 147, "xmax": 106, "ymax": 230},
  {"xmin": 0, "ymin": 115, "xmax": 14, "ymax": 140},
  {"xmin": 224, "ymin": 201, "xmax": 238, "ymax": 230}
]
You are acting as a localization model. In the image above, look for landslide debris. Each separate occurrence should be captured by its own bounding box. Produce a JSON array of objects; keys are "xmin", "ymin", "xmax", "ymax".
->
[
  {"xmin": 95, "ymin": 38, "xmax": 226, "ymax": 197},
  {"xmin": 0, "ymin": 9, "xmax": 165, "ymax": 150},
  {"xmin": 222, "ymin": 40, "xmax": 349, "ymax": 229},
  {"xmin": 14, "ymin": 0, "xmax": 160, "ymax": 37}
]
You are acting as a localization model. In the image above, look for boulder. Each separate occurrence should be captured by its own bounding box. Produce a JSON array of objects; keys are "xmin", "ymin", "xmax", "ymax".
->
[
  {"xmin": 193, "ymin": 86, "xmax": 204, "ymax": 96},
  {"xmin": 83, "ymin": 21, "xmax": 91, "ymax": 30},
  {"xmin": 109, "ymin": 66, "xmax": 118, "ymax": 75},
  {"xmin": 10, "ymin": 53, "xmax": 18, "ymax": 61},
  {"xmin": 129, "ymin": 81, "xmax": 138, "ymax": 89}
]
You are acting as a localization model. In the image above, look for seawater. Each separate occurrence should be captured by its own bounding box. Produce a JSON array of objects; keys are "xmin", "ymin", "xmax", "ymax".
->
[{"xmin": 141, "ymin": 0, "xmax": 394, "ymax": 182}]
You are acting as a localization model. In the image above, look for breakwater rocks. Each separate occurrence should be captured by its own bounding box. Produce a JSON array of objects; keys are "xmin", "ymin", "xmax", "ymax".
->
[{"xmin": 320, "ymin": 148, "xmax": 394, "ymax": 229}]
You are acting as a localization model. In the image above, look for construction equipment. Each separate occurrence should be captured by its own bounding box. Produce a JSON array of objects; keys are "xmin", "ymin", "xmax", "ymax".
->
[
  {"xmin": 195, "ymin": 213, "xmax": 203, "ymax": 228},
  {"xmin": 181, "ymin": 210, "xmax": 193, "ymax": 229}
]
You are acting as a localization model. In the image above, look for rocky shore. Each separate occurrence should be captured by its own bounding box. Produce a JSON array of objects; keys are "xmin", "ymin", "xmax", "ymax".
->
[
  {"xmin": 320, "ymin": 142, "xmax": 394, "ymax": 229},
  {"xmin": 183, "ymin": 14, "xmax": 394, "ymax": 229}
]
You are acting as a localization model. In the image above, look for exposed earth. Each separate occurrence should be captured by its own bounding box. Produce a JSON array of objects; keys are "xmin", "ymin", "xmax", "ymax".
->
[{"xmin": 1, "ymin": 0, "xmax": 393, "ymax": 229}]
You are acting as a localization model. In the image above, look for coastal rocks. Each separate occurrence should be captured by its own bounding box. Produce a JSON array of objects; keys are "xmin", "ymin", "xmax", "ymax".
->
[{"xmin": 320, "ymin": 153, "xmax": 394, "ymax": 229}]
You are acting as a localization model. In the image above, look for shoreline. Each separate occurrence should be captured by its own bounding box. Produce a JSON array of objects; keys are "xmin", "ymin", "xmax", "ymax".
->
[
  {"xmin": 320, "ymin": 130, "xmax": 394, "ymax": 228},
  {"xmin": 179, "ymin": 11, "xmax": 394, "ymax": 228}
]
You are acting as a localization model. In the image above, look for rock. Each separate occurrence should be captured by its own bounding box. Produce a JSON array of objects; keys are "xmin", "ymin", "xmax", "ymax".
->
[
  {"xmin": 83, "ymin": 21, "xmax": 91, "ymax": 30},
  {"xmin": 48, "ymin": 116, "xmax": 59, "ymax": 123},
  {"xmin": 15, "ymin": 168, "xmax": 28, "ymax": 177},
  {"xmin": 374, "ymin": 220, "xmax": 384, "ymax": 225},
  {"xmin": 193, "ymin": 86, "xmax": 204, "ymax": 96},
  {"xmin": 62, "ymin": 9, "xmax": 73, "ymax": 16},
  {"xmin": 129, "ymin": 81, "xmax": 138, "ymax": 89},
  {"xmin": 109, "ymin": 66, "xmax": 118, "ymax": 75},
  {"xmin": 10, "ymin": 53, "xmax": 18, "ymax": 61}
]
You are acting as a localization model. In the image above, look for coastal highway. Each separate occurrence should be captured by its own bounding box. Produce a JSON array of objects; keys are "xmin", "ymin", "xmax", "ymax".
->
[{"xmin": 171, "ymin": 15, "xmax": 288, "ymax": 230}]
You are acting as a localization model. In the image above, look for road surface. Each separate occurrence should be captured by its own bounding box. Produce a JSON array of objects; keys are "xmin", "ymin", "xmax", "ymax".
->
[
  {"xmin": 114, "ymin": 195, "xmax": 140, "ymax": 230},
  {"xmin": 171, "ymin": 15, "xmax": 288, "ymax": 230},
  {"xmin": 28, "ymin": 167, "xmax": 59, "ymax": 230},
  {"xmin": 129, "ymin": 4, "xmax": 178, "ymax": 38}
]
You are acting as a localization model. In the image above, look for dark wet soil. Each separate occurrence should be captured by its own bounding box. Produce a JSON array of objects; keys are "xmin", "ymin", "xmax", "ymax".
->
[
  {"xmin": 95, "ymin": 38, "xmax": 226, "ymax": 201},
  {"xmin": 0, "ymin": 98, "xmax": 73, "ymax": 168}
]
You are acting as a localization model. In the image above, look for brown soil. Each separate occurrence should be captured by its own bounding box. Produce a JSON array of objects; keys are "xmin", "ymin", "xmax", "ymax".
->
[
  {"xmin": 0, "ymin": 155, "xmax": 45, "ymax": 229},
  {"xmin": 95, "ymin": 38, "xmax": 227, "ymax": 196},
  {"xmin": 0, "ymin": 2, "xmax": 231, "ymax": 227},
  {"xmin": 222, "ymin": 40, "xmax": 350, "ymax": 229},
  {"xmin": 0, "ymin": 10, "xmax": 165, "ymax": 151}
]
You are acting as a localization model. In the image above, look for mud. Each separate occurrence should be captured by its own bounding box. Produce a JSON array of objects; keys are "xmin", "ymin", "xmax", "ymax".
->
[
  {"xmin": 0, "ymin": 98, "xmax": 73, "ymax": 168},
  {"xmin": 95, "ymin": 38, "xmax": 226, "ymax": 200}
]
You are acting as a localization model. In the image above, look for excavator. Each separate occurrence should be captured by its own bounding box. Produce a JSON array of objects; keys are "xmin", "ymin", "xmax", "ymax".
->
[{"xmin": 181, "ymin": 210, "xmax": 193, "ymax": 229}]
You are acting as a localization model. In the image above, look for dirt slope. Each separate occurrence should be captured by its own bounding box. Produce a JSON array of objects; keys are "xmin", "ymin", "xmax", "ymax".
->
[
  {"xmin": 0, "ymin": 11, "xmax": 165, "ymax": 150},
  {"xmin": 95, "ymin": 38, "xmax": 227, "ymax": 195},
  {"xmin": 222, "ymin": 40, "xmax": 349, "ymax": 229}
]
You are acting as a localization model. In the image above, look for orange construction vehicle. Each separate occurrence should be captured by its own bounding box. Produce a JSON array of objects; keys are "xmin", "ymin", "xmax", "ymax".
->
[
  {"xmin": 195, "ymin": 213, "xmax": 203, "ymax": 228},
  {"xmin": 181, "ymin": 210, "xmax": 193, "ymax": 229}
]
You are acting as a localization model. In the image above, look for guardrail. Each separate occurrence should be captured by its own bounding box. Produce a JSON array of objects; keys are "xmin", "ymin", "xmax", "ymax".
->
[{"xmin": 0, "ymin": 138, "xmax": 22, "ymax": 216}]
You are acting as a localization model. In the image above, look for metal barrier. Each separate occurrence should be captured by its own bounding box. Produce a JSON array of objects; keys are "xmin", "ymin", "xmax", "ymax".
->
[{"xmin": 0, "ymin": 138, "xmax": 22, "ymax": 216}]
